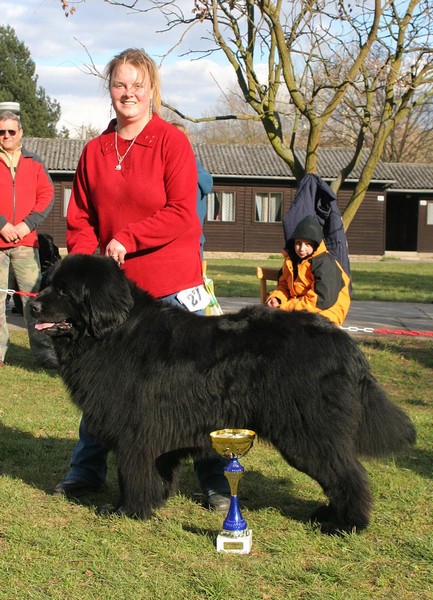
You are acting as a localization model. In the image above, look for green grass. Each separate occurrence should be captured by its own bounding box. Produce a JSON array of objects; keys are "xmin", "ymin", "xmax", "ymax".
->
[
  {"xmin": 0, "ymin": 332, "xmax": 432, "ymax": 599},
  {"xmin": 205, "ymin": 259, "xmax": 433, "ymax": 302}
]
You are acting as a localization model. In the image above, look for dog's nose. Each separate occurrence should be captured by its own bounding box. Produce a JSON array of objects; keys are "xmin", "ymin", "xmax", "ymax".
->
[{"xmin": 30, "ymin": 299, "xmax": 42, "ymax": 317}]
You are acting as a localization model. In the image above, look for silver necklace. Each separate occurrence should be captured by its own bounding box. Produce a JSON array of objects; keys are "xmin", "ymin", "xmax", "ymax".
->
[{"xmin": 114, "ymin": 130, "xmax": 138, "ymax": 171}]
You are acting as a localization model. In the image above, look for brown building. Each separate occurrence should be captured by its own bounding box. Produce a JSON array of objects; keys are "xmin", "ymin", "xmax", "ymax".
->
[{"xmin": 23, "ymin": 139, "xmax": 433, "ymax": 257}]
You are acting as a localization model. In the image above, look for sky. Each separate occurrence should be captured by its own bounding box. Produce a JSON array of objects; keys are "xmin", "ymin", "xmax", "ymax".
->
[{"xmin": 4, "ymin": 0, "xmax": 237, "ymax": 137}]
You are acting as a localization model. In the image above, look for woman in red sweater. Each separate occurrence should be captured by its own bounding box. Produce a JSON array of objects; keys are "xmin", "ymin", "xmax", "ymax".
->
[{"xmin": 55, "ymin": 48, "xmax": 230, "ymax": 513}]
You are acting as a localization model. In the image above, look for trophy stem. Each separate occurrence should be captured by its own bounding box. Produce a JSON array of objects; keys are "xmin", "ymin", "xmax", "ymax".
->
[
  {"xmin": 224, "ymin": 458, "xmax": 244, "ymax": 497},
  {"xmin": 222, "ymin": 458, "xmax": 247, "ymax": 532}
]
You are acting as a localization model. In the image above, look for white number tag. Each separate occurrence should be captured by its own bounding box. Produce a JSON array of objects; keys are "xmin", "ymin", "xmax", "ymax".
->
[{"xmin": 176, "ymin": 285, "xmax": 211, "ymax": 312}]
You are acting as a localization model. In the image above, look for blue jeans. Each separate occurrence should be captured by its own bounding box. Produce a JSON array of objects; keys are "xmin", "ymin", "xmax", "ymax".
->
[{"xmin": 64, "ymin": 291, "xmax": 229, "ymax": 496}]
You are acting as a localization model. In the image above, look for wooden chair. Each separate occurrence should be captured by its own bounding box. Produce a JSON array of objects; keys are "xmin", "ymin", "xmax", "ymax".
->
[{"xmin": 256, "ymin": 266, "xmax": 281, "ymax": 304}]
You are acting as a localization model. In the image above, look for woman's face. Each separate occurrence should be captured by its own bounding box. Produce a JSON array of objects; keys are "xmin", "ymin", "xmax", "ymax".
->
[{"xmin": 110, "ymin": 62, "xmax": 153, "ymax": 125}]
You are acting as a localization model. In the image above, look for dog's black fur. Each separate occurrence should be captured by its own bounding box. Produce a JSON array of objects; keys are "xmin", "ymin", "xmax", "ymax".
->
[{"xmin": 30, "ymin": 254, "xmax": 416, "ymax": 533}]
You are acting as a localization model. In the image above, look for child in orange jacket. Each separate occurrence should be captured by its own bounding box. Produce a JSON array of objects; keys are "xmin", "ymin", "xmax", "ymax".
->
[{"xmin": 266, "ymin": 216, "xmax": 351, "ymax": 325}]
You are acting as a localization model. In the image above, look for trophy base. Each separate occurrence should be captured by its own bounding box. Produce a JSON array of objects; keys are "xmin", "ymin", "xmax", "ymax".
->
[{"xmin": 216, "ymin": 529, "xmax": 253, "ymax": 554}]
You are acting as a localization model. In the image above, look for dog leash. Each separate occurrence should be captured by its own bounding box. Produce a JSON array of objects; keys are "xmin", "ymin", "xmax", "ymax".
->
[{"xmin": 0, "ymin": 287, "xmax": 39, "ymax": 297}]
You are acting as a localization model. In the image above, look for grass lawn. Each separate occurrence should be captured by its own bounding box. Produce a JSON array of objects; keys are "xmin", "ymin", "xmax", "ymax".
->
[{"xmin": 0, "ymin": 330, "xmax": 432, "ymax": 599}]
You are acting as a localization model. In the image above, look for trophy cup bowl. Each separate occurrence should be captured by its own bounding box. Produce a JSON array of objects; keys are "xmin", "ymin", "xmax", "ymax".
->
[
  {"xmin": 210, "ymin": 428, "xmax": 256, "ymax": 459},
  {"xmin": 210, "ymin": 429, "xmax": 256, "ymax": 554}
]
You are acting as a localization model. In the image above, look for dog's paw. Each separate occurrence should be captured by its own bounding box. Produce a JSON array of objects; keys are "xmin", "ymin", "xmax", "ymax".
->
[
  {"xmin": 309, "ymin": 504, "xmax": 355, "ymax": 535},
  {"xmin": 98, "ymin": 503, "xmax": 152, "ymax": 520},
  {"xmin": 98, "ymin": 502, "xmax": 137, "ymax": 518},
  {"xmin": 310, "ymin": 504, "xmax": 334, "ymax": 524},
  {"xmin": 98, "ymin": 503, "xmax": 121, "ymax": 516}
]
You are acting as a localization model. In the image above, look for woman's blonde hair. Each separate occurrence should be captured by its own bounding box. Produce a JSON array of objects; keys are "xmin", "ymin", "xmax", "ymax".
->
[{"xmin": 104, "ymin": 48, "xmax": 161, "ymax": 114}]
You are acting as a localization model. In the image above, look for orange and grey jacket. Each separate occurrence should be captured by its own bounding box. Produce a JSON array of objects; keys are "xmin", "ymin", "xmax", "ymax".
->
[{"xmin": 267, "ymin": 217, "xmax": 351, "ymax": 325}]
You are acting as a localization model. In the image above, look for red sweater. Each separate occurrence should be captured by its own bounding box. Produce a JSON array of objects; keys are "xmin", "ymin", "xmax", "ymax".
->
[
  {"xmin": 67, "ymin": 116, "xmax": 203, "ymax": 298},
  {"xmin": 0, "ymin": 147, "xmax": 54, "ymax": 250}
]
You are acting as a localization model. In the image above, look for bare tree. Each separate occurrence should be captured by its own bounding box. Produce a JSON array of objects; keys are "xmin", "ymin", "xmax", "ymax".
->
[
  {"xmin": 59, "ymin": 0, "xmax": 433, "ymax": 228},
  {"xmin": 381, "ymin": 101, "xmax": 433, "ymax": 163},
  {"xmin": 324, "ymin": 91, "xmax": 433, "ymax": 164},
  {"xmin": 312, "ymin": 51, "xmax": 433, "ymax": 163},
  {"xmin": 193, "ymin": 88, "xmax": 268, "ymax": 144}
]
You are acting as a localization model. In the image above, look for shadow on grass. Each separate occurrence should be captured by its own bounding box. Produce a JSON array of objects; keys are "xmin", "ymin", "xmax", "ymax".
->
[
  {"xmin": 395, "ymin": 448, "xmax": 433, "ymax": 480},
  {"xmin": 0, "ymin": 421, "xmax": 316, "ymax": 523},
  {"xmin": 0, "ymin": 424, "xmax": 314, "ymax": 527},
  {"xmin": 6, "ymin": 340, "xmax": 59, "ymax": 377},
  {"xmin": 0, "ymin": 423, "xmax": 76, "ymax": 495},
  {"xmin": 1, "ymin": 421, "xmax": 430, "ymax": 539},
  {"xmin": 183, "ymin": 468, "xmax": 320, "ymax": 527},
  {"xmin": 360, "ymin": 337, "xmax": 433, "ymax": 371},
  {"xmin": 234, "ymin": 469, "xmax": 320, "ymax": 524}
]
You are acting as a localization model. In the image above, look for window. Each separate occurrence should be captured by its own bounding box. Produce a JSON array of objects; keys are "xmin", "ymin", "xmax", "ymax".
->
[
  {"xmin": 427, "ymin": 202, "xmax": 433, "ymax": 225},
  {"xmin": 255, "ymin": 192, "xmax": 282, "ymax": 222},
  {"xmin": 63, "ymin": 185, "xmax": 72, "ymax": 217},
  {"xmin": 207, "ymin": 191, "xmax": 236, "ymax": 222}
]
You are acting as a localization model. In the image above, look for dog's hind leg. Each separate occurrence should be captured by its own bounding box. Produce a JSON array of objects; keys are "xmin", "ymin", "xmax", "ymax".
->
[
  {"xmin": 276, "ymin": 444, "xmax": 372, "ymax": 534},
  {"xmin": 308, "ymin": 456, "xmax": 373, "ymax": 534}
]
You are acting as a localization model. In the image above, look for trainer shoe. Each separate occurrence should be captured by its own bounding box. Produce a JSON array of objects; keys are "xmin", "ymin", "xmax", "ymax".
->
[
  {"xmin": 53, "ymin": 479, "xmax": 105, "ymax": 498},
  {"xmin": 40, "ymin": 357, "xmax": 59, "ymax": 370},
  {"xmin": 206, "ymin": 492, "xmax": 231, "ymax": 513},
  {"xmin": 0, "ymin": 360, "xmax": 5, "ymax": 368}
]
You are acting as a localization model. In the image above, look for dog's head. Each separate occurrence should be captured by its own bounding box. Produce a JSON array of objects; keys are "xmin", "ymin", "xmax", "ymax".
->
[{"xmin": 30, "ymin": 254, "xmax": 134, "ymax": 339}]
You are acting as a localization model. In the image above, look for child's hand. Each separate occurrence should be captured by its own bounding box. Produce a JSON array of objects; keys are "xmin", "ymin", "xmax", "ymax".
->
[{"xmin": 266, "ymin": 297, "xmax": 281, "ymax": 308}]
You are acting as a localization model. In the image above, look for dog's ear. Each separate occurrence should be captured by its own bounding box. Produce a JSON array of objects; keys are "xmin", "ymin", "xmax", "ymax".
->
[
  {"xmin": 86, "ymin": 284, "xmax": 134, "ymax": 339},
  {"xmin": 80, "ymin": 262, "xmax": 135, "ymax": 339}
]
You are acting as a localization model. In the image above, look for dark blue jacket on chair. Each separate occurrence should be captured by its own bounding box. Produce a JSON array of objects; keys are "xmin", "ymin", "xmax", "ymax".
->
[{"xmin": 283, "ymin": 174, "xmax": 351, "ymax": 285}]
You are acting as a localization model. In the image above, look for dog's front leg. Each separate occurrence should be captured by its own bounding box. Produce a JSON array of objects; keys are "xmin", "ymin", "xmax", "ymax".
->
[{"xmin": 113, "ymin": 448, "xmax": 168, "ymax": 519}]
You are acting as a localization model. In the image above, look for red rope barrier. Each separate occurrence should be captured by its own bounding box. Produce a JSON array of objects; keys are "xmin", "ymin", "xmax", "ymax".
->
[
  {"xmin": 373, "ymin": 328, "xmax": 433, "ymax": 338},
  {"xmin": 341, "ymin": 325, "xmax": 433, "ymax": 338}
]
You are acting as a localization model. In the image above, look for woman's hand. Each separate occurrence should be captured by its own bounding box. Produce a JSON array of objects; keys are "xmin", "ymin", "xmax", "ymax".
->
[{"xmin": 105, "ymin": 239, "xmax": 127, "ymax": 265}]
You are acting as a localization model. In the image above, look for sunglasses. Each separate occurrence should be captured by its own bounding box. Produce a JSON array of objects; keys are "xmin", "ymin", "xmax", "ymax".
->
[{"xmin": 0, "ymin": 129, "xmax": 19, "ymax": 136}]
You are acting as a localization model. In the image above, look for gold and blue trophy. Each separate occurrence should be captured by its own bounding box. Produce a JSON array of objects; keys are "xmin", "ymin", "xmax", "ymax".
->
[{"xmin": 210, "ymin": 428, "xmax": 256, "ymax": 554}]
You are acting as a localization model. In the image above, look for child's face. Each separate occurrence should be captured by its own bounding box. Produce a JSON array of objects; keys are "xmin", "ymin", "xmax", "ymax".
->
[{"xmin": 294, "ymin": 238, "xmax": 315, "ymax": 259}]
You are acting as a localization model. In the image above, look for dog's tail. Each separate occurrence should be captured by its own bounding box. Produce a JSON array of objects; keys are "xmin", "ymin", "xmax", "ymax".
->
[{"xmin": 356, "ymin": 373, "xmax": 416, "ymax": 457}]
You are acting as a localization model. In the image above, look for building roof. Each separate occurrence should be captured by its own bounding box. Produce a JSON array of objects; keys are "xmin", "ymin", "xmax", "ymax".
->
[
  {"xmin": 24, "ymin": 137, "xmax": 86, "ymax": 172},
  {"xmin": 383, "ymin": 162, "xmax": 433, "ymax": 192},
  {"xmin": 194, "ymin": 143, "xmax": 292, "ymax": 178},
  {"xmin": 23, "ymin": 137, "xmax": 433, "ymax": 191},
  {"xmin": 194, "ymin": 143, "xmax": 399, "ymax": 182}
]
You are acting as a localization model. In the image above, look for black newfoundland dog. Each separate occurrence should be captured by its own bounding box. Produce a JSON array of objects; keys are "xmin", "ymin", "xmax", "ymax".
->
[{"xmin": 30, "ymin": 254, "xmax": 415, "ymax": 533}]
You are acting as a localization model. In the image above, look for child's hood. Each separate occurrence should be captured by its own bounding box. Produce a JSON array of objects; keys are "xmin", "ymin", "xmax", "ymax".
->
[
  {"xmin": 289, "ymin": 215, "xmax": 323, "ymax": 245},
  {"xmin": 284, "ymin": 216, "xmax": 324, "ymax": 261}
]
